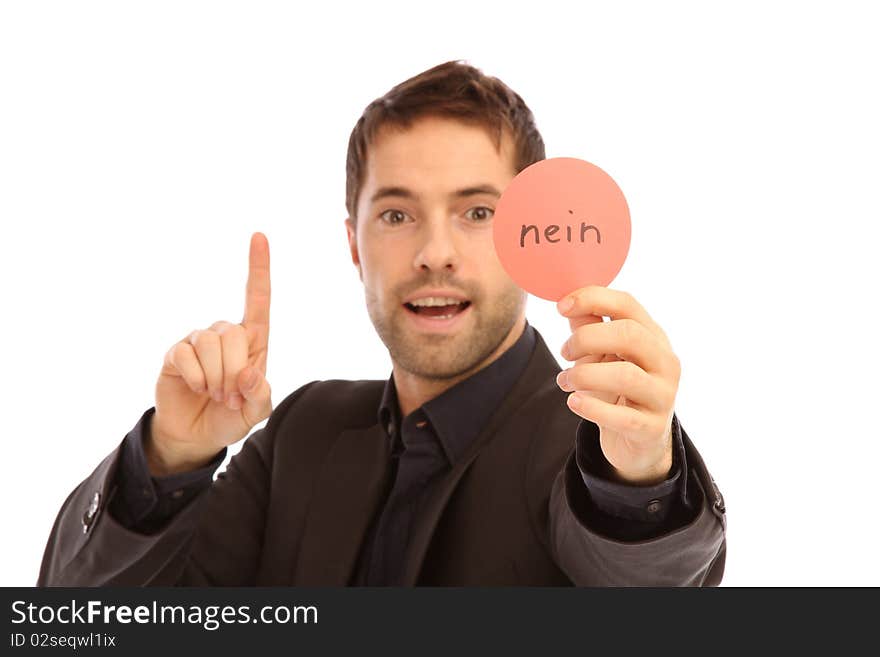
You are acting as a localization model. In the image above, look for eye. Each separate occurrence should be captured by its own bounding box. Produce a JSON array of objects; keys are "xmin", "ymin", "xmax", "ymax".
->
[
  {"xmin": 379, "ymin": 209, "xmax": 411, "ymax": 225},
  {"xmin": 465, "ymin": 206, "xmax": 495, "ymax": 222}
]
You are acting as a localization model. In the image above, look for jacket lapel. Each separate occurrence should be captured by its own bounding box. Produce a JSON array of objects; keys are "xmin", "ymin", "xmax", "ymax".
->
[
  {"xmin": 292, "ymin": 423, "xmax": 391, "ymax": 585},
  {"xmin": 400, "ymin": 331, "xmax": 562, "ymax": 585}
]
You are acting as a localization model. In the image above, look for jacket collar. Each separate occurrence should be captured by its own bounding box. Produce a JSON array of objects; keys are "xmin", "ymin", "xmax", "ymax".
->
[{"xmin": 377, "ymin": 320, "xmax": 537, "ymax": 465}]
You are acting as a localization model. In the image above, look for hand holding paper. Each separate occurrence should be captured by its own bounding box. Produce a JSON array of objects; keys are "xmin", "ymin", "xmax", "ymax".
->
[
  {"xmin": 555, "ymin": 287, "xmax": 679, "ymax": 485},
  {"xmin": 493, "ymin": 157, "xmax": 677, "ymax": 483}
]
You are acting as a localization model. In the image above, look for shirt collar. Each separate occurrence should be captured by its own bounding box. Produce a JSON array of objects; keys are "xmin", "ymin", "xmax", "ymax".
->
[{"xmin": 377, "ymin": 320, "xmax": 537, "ymax": 464}]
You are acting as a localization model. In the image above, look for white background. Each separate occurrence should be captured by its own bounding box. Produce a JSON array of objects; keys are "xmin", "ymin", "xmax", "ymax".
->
[{"xmin": 2, "ymin": 1, "xmax": 878, "ymax": 587}]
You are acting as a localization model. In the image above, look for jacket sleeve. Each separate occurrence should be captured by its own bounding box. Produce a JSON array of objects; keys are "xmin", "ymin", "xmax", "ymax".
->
[
  {"xmin": 109, "ymin": 407, "xmax": 226, "ymax": 534},
  {"xmin": 545, "ymin": 412, "xmax": 727, "ymax": 586},
  {"xmin": 573, "ymin": 413, "xmax": 692, "ymax": 541},
  {"xmin": 37, "ymin": 381, "xmax": 318, "ymax": 586}
]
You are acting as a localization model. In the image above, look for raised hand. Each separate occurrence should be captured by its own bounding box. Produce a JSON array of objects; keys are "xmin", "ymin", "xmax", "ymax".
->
[{"xmin": 148, "ymin": 232, "xmax": 273, "ymax": 476}]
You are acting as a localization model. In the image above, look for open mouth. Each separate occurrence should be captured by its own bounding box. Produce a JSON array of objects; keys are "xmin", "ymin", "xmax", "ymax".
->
[{"xmin": 403, "ymin": 299, "xmax": 472, "ymax": 320}]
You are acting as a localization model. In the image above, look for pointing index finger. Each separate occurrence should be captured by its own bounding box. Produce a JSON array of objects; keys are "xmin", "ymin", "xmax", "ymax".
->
[{"xmin": 243, "ymin": 232, "xmax": 271, "ymax": 328}]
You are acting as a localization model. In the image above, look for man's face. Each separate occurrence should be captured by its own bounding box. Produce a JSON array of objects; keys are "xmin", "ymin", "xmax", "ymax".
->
[{"xmin": 346, "ymin": 115, "xmax": 527, "ymax": 381}]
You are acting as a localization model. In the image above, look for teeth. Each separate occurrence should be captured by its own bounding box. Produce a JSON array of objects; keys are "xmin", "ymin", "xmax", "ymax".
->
[{"xmin": 409, "ymin": 296, "xmax": 464, "ymax": 307}]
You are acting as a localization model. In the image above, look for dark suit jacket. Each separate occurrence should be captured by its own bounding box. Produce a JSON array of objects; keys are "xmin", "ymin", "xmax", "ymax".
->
[{"xmin": 38, "ymin": 330, "xmax": 727, "ymax": 586}]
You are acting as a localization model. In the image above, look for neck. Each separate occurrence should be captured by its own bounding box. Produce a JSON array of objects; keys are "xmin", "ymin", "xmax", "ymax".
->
[{"xmin": 393, "ymin": 315, "xmax": 526, "ymax": 418}]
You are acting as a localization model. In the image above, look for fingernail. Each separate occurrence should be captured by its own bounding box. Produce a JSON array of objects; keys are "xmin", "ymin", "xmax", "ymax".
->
[
  {"xmin": 567, "ymin": 393, "xmax": 581, "ymax": 410},
  {"xmin": 561, "ymin": 341, "xmax": 571, "ymax": 359},
  {"xmin": 556, "ymin": 370, "xmax": 569, "ymax": 390},
  {"xmin": 557, "ymin": 296, "xmax": 574, "ymax": 314},
  {"xmin": 212, "ymin": 390, "xmax": 224, "ymax": 403},
  {"xmin": 228, "ymin": 393, "xmax": 243, "ymax": 410}
]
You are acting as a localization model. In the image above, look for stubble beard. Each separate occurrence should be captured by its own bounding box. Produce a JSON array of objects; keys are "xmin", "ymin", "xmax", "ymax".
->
[{"xmin": 365, "ymin": 282, "xmax": 525, "ymax": 381}]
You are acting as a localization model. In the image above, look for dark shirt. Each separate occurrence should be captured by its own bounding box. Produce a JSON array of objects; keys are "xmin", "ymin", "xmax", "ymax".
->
[{"xmin": 109, "ymin": 321, "xmax": 695, "ymax": 582}]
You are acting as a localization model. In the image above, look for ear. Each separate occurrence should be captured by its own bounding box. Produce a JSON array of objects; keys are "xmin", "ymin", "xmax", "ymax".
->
[{"xmin": 345, "ymin": 217, "xmax": 362, "ymax": 281}]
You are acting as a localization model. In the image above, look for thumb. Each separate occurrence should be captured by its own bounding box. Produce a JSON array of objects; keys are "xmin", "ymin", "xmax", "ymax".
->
[{"xmin": 237, "ymin": 366, "xmax": 272, "ymax": 423}]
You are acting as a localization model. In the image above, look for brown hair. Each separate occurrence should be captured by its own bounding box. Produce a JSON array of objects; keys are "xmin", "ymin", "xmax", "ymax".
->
[{"xmin": 345, "ymin": 60, "xmax": 546, "ymax": 222}]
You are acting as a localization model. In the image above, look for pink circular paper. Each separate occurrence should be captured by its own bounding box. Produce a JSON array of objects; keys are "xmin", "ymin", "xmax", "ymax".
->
[{"xmin": 493, "ymin": 157, "xmax": 631, "ymax": 301}]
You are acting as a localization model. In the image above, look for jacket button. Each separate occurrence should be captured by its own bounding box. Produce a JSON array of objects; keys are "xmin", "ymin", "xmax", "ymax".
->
[
  {"xmin": 88, "ymin": 491, "xmax": 100, "ymax": 514},
  {"xmin": 82, "ymin": 491, "xmax": 101, "ymax": 534},
  {"xmin": 646, "ymin": 499, "xmax": 662, "ymax": 514}
]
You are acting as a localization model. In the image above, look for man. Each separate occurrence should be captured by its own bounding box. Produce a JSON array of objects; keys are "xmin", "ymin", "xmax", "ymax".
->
[{"xmin": 38, "ymin": 60, "xmax": 726, "ymax": 586}]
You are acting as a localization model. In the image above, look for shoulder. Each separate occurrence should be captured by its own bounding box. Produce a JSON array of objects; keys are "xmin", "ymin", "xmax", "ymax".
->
[
  {"xmin": 229, "ymin": 378, "xmax": 386, "ymax": 471},
  {"xmin": 266, "ymin": 378, "xmax": 386, "ymax": 434}
]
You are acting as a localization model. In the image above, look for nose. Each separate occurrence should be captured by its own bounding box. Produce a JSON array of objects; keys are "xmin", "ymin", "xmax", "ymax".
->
[{"xmin": 412, "ymin": 218, "xmax": 459, "ymax": 273}]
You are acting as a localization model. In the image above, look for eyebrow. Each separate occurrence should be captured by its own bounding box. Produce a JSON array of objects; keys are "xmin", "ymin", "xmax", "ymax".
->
[{"xmin": 369, "ymin": 184, "xmax": 502, "ymax": 204}]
